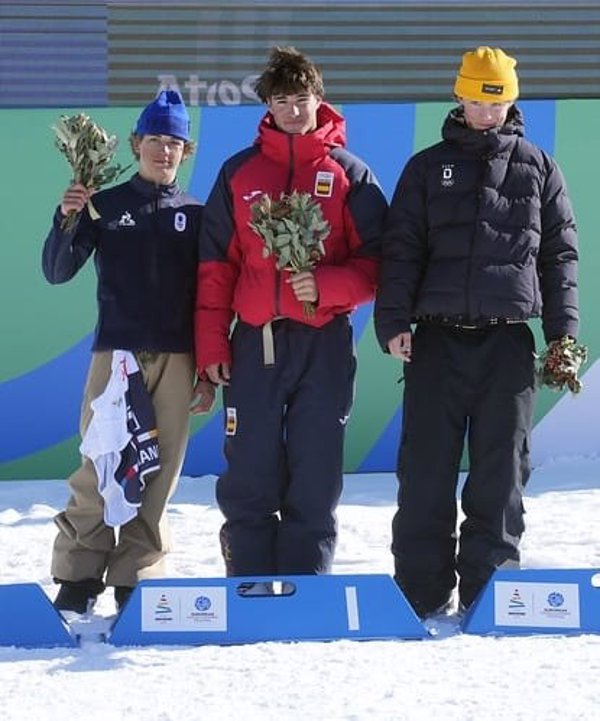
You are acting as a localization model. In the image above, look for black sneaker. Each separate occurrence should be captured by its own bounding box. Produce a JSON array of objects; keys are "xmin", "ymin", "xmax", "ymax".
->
[
  {"xmin": 53, "ymin": 578, "xmax": 105, "ymax": 614},
  {"xmin": 458, "ymin": 580, "xmax": 484, "ymax": 611},
  {"xmin": 424, "ymin": 596, "xmax": 455, "ymax": 619},
  {"xmin": 114, "ymin": 585, "xmax": 134, "ymax": 612},
  {"xmin": 410, "ymin": 592, "xmax": 454, "ymax": 620}
]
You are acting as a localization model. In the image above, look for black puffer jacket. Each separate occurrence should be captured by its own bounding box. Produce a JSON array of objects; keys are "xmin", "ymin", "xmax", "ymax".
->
[
  {"xmin": 375, "ymin": 106, "xmax": 579, "ymax": 348},
  {"xmin": 42, "ymin": 174, "xmax": 202, "ymax": 353}
]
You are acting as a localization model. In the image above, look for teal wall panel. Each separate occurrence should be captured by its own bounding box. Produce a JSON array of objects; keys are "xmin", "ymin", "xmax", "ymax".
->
[{"xmin": 0, "ymin": 100, "xmax": 597, "ymax": 479}]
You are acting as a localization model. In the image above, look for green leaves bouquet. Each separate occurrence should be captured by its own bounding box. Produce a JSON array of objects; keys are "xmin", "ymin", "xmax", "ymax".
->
[
  {"xmin": 249, "ymin": 191, "xmax": 330, "ymax": 317},
  {"xmin": 535, "ymin": 336, "xmax": 588, "ymax": 394},
  {"xmin": 52, "ymin": 114, "xmax": 130, "ymax": 231}
]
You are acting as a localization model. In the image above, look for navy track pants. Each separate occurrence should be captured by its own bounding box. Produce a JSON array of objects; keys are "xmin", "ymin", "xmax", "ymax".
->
[{"xmin": 217, "ymin": 315, "xmax": 356, "ymax": 576}]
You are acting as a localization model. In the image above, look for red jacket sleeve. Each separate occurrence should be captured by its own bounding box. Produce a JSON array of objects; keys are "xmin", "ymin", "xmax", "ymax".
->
[
  {"xmin": 315, "ymin": 161, "xmax": 386, "ymax": 312},
  {"xmin": 194, "ymin": 166, "xmax": 240, "ymax": 373}
]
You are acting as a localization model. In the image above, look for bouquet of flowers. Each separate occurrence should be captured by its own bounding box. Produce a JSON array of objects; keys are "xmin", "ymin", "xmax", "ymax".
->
[
  {"xmin": 52, "ymin": 113, "xmax": 131, "ymax": 232},
  {"xmin": 249, "ymin": 191, "xmax": 330, "ymax": 317},
  {"xmin": 535, "ymin": 336, "xmax": 588, "ymax": 394}
]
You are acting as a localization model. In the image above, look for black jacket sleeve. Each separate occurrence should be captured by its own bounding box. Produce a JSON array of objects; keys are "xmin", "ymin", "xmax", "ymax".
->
[
  {"xmin": 538, "ymin": 155, "xmax": 579, "ymax": 342},
  {"xmin": 374, "ymin": 153, "xmax": 428, "ymax": 351},
  {"xmin": 42, "ymin": 207, "xmax": 97, "ymax": 284}
]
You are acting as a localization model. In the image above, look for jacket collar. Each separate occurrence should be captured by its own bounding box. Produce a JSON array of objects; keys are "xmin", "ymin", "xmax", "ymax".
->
[
  {"xmin": 256, "ymin": 101, "xmax": 347, "ymax": 165},
  {"xmin": 442, "ymin": 104, "xmax": 524, "ymax": 154},
  {"xmin": 129, "ymin": 173, "xmax": 181, "ymax": 197}
]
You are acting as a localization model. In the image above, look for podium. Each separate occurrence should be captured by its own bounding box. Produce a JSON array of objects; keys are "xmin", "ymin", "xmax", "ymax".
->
[
  {"xmin": 462, "ymin": 568, "xmax": 600, "ymax": 636},
  {"xmin": 109, "ymin": 574, "xmax": 427, "ymax": 646},
  {"xmin": 4, "ymin": 570, "xmax": 599, "ymax": 647},
  {"xmin": 0, "ymin": 583, "xmax": 76, "ymax": 648}
]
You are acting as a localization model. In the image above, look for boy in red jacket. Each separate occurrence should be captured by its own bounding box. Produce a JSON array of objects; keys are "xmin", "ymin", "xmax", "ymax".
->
[{"xmin": 195, "ymin": 47, "xmax": 386, "ymax": 578}]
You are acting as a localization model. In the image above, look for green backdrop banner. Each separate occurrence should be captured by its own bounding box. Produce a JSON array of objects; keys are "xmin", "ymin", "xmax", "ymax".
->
[{"xmin": 0, "ymin": 100, "xmax": 597, "ymax": 480}]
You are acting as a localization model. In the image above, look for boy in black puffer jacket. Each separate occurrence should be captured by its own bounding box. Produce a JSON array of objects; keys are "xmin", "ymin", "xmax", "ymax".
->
[{"xmin": 375, "ymin": 47, "xmax": 579, "ymax": 618}]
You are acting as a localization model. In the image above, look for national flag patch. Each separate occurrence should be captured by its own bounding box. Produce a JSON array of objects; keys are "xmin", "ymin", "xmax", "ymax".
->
[
  {"xmin": 314, "ymin": 171, "xmax": 334, "ymax": 197},
  {"xmin": 225, "ymin": 407, "xmax": 238, "ymax": 436}
]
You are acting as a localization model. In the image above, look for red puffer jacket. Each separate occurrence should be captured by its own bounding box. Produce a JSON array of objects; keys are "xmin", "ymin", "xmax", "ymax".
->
[{"xmin": 194, "ymin": 102, "xmax": 387, "ymax": 372}]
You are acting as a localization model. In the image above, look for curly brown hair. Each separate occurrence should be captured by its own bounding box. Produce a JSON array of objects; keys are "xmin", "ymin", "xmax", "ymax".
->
[{"xmin": 254, "ymin": 46, "xmax": 324, "ymax": 102}]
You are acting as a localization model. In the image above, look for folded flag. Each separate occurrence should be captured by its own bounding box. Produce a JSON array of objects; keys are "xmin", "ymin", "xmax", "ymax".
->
[{"xmin": 80, "ymin": 350, "xmax": 160, "ymax": 526}]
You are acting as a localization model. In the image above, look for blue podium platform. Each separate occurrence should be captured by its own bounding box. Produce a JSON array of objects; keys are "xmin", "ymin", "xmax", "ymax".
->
[
  {"xmin": 462, "ymin": 568, "xmax": 600, "ymax": 636},
  {"xmin": 0, "ymin": 583, "xmax": 76, "ymax": 648},
  {"xmin": 109, "ymin": 574, "xmax": 428, "ymax": 646}
]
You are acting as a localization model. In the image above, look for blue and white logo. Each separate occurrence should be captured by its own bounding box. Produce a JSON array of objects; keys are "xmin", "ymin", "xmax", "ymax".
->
[
  {"xmin": 174, "ymin": 211, "xmax": 187, "ymax": 232},
  {"xmin": 194, "ymin": 595, "xmax": 212, "ymax": 612},
  {"xmin": 547, "ymin": 592, "xmax": 564, "ymax": 608}
]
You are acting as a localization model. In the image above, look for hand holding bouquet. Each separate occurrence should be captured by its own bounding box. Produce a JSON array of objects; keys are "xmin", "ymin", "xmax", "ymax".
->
[
  {"xmin": 249, "ymin": 191, "xmax": 330, "ymax": 317},
  {"xmin": 535, "ymin": 336, "xmax": 588, "ymax": 394},
  {"xmin": 52, "ymin": 114, "xmax": 130, "ymax": 232}
]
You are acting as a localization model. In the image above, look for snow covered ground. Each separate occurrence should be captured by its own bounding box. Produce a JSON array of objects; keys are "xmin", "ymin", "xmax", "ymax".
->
[{"xmin": 0, "ymin": 456, "xmax": 599, "ymax": 721}]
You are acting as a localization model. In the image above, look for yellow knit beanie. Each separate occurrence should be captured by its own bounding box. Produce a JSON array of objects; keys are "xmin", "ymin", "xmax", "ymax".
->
[{"xmin": 454, "ymin": 46, "xmax": 519, "ymax": 102}]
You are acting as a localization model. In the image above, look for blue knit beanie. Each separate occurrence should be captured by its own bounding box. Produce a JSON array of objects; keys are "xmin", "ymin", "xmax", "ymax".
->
[{"xmin": 134, "ymin": 90, "xmax": 191, "ymax": 141}]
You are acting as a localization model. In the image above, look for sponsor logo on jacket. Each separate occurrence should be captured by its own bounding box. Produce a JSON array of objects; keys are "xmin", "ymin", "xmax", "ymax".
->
[
  {"xmin": 118, "ymin": 211, "xmax": 136, "ymax": 227},
  {"xmin": 243, "ymin": 190, "xmax": 264, "ymax": 202}
]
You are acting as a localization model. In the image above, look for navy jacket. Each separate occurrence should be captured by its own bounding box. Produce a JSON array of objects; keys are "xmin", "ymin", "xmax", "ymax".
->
[
  {"xmin": 43, "ymin": 174, "xmax": 203, "ymax": 353},
  {"xmin": 375, "ymin": 106, "xmax": 579, "ymax": 348}
]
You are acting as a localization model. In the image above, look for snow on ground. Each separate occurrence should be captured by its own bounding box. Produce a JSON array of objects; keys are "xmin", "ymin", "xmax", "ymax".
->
[{"xmin": 0, "ymin": 456, "xmax": 599, "ymax": 721}]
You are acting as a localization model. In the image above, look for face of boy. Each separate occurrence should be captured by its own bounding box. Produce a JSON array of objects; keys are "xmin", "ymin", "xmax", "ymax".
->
[
  {"xmin": 460, "ymin": 99, "xmax": 513, "ymax": 131},
  {"xmin": 267, "ymin": 91, "xmax": 322, "ymax": 135},
  {"xmin": 134, "ymin": 134, "xmax": 185, "ymax": 185}
]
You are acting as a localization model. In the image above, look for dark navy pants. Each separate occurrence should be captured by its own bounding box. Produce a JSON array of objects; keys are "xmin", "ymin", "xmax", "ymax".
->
[
  {"xmin": 392, "ymin": 322, "xmax": 535, "ymax": 615},
  {"xmin": 217, "ymin": 315, "xmax": 356, "ymax": 576}
]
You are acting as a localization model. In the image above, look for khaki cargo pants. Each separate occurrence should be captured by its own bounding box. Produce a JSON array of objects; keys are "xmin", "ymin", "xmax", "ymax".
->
[{"xmin": 51, "ymin": 350, "xmax": 195, "ymax": 587}]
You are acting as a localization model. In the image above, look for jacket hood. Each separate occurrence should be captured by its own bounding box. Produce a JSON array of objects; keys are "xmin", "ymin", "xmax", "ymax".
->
[
  {"xmin": 442, "ymin": 104, "xmax": 524, "ymax": 154},
  {"xmin": 257, "ymin": 101, "xmax": 347, "ymax": 164}
]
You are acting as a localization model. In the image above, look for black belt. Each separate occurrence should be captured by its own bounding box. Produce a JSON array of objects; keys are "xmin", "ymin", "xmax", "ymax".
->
[{"xmin": 417, "ymin": 316, "xmax": 526, "ymax": 330}]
